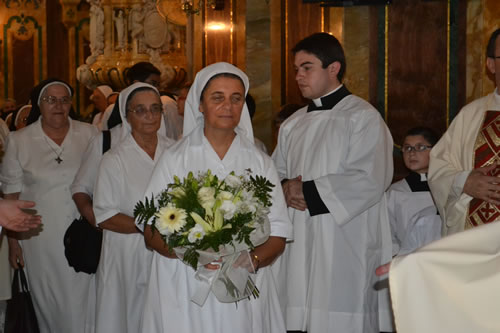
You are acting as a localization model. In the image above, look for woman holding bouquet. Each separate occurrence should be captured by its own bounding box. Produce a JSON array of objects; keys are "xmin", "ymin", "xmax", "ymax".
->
[
  {"xmin": 93, "ymin": 82, "xmax": 174, "ymax": 332},
  {"xmin": 139, "ymin": 62, "xmax": 293, "ymax": 332}
]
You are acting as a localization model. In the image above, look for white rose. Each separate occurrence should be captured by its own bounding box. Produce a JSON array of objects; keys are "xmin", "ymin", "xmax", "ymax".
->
[
  {"xmin": 224, "ymin": 174, "xmax": 242, "ymax": 188},
  {"xmin": 217, "ymin": 191, "xmax": 234, "ymax": 202},
  {"xmin": 220, "ymin": 200, "xmax": 237, "ymax": 219},
  {"xmin": 198, "ymin": 187, "xmax": 216, "ymax": 204}
]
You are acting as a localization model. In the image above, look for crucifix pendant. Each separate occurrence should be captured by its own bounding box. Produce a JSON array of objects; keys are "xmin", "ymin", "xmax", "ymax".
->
[{"xmin": 55, "ymin": 157, "xmax": 63, "ymax": 164}]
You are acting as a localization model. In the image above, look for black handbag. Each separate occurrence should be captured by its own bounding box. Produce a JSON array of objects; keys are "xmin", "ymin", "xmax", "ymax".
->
[
  {"xmin": 63, "ymin": 216, "xmax": 103, "ymax": 274},
  {"xmin": 5, "ymin": 267, "xmax": 40, "ymax": 333},
  {"xmin": 63, "ymin": 129, "xmax": 110, "ymax": 274}
]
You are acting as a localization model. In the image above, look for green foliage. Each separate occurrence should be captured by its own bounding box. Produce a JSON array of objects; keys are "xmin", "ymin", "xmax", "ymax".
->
[
  {"xmin": 134, "ymin": 194, "xmax": 157, "ymax": 226},
  {"xmin": 248, "ymin": 175, "xmax": 274, "ymax": 207}
]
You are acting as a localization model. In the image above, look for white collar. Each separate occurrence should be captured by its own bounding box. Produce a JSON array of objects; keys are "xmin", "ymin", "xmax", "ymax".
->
[{"xmin": 312, "ymin": 84, "xmax": 343, "ymax": 107}]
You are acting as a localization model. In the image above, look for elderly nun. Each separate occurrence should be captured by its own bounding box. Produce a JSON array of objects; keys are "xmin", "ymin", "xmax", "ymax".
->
[
  {"xmin": 1, "ymin": 78, "xmax": 98, "ymax": 332},
  {"xmin": 92, "ymin": 82, "xmax": 174, "ymax": 332}
]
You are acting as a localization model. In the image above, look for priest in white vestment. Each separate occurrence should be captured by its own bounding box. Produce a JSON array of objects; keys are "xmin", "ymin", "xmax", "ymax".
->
[
  {"xmin": 380, "ymin": 221, "xmax": 500, "ymax": 333},
  {"xmin": 272, "ymin": 33, "xmax": 393, "ymax": 333},
  {"xmin": 428, "ymin": 28, "xmax": 500, "ymax": 236}
]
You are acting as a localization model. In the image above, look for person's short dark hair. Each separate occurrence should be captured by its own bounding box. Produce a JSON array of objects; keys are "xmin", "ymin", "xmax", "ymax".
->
[
  {"xmin": 292, "ymin": 32, "xmax": 346, "ymax": 81},
  {"xmin": 487, "ymin": 28, "xmax": 500, "ymax": 58},
  {"xmin": 126, "ymin": 62, "xmax": 161, "ymax": 85},
  {"xmin": 246, "ymin": 93, "xmax": 256, "ymax": 119},
  {"xmin": 404, "ymin": 127, "xmax": 440, "ymax": 146}
]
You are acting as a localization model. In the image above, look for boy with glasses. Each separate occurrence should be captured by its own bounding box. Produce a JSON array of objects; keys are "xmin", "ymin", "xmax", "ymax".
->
[{"xmin": 387, "ymin": 127, "xmax": 442, "ymax": 256}]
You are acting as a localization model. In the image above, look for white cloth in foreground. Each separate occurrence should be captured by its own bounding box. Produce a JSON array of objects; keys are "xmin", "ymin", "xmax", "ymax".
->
[
  {"xmin": 93, "ymin": 82, "xmax": 174, "ymax": 333},
  {"xmin": 139, "ymin": 62, "xmax": 292, "ymax": 333},
  {"xmin": 428, "ymin": 89, "xmax": 500, "ymax": 236},
  {"xmin": 389, "ymin": 221, "xmax": 500, "ymax": 333},
  {"xmin": 272, "ymin": 84, "xmax": 394, "ymax": 333},
  {"xmin": 0, "ymin": 119, "xmax": 97, "ymax": 333}
]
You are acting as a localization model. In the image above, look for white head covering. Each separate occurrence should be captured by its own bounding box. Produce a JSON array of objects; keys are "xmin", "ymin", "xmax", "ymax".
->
[
  {"xmin": 96, "ymin": 85, "xmax": 113, "ymax": 99},
  {"xmin": 183, "ymin": 62, "xmax": 254, "ymax": 142},
  {"xmin": 37, "ymin": 82, "xmax": 72, "ymax": 106},
  {"xmin": 117, "ymin": 81, "xmax": 166, "ymax": 142},
  {"xmin": 14, "ymin": 105, "xmax": 32, "ymax": 128}
]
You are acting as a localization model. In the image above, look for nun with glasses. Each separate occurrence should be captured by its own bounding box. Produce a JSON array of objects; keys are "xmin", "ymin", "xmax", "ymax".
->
[
  {"xmin": 138, "ymin": 62, "xmax": 293, "ymax": 332},
  {"xmin": 92, "ymin": 82, "xmax": 174, "ymax": 332},
  {"xmin": 1, "ymin": 78, "xmax": 98, "ymax": 332}
]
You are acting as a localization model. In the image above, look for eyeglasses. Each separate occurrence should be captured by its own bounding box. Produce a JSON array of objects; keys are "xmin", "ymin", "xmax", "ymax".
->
[
  {"xmin": 127, "ymin": 104, "xmax": 163, "ymax": 117},
  {"xmin": 41, "ymin": 96, "xmax": 72, "ymax": 105},
  {"xmin": 402, "ymin": 144, "xmax": 433, "ymax": 153}
]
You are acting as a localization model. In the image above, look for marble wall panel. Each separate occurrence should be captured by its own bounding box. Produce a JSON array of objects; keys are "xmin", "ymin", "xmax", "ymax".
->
[
  {"xmin": 247, "ymin": 0, "xmax": 272, "ymax": 152},
  {"xmin": 343, "ymin": 7, "xmax": 370, "ymax": 102}
]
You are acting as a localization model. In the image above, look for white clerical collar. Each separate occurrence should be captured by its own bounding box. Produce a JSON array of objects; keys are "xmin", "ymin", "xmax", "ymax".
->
[
  {"xmin": 312, "ymin": 84, "xmax": 344, "ymax": 107},
  {"xmin": 420, "ymin": 173, "xmax": 427, "ymax": 181}
]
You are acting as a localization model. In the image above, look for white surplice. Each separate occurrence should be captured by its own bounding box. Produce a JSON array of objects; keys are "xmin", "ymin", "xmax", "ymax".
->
[
  {"xmin": 389, "ymin": 221, "xmax": 500, "ymax": 333},
  {"xmin": 428, "ymin": 89, "xmax": 500, "ymax": 236},
  {"xmin": 93, "ymin": 132, "xmax": 173, "ymax": 333},
  {"xmin": 272, "ymin": 94, "xmax": 393, "ymax": 333},
  {"xmin": 386, "ymin": 174, "xmax": 442, "ymax": 256},
  {"xmin": 139, "ymin": 126, "xmax": 293, "ymax": 333},
  {"xmin": 0, "ymin": 119, "xmax": 98, "ymax": 333}
]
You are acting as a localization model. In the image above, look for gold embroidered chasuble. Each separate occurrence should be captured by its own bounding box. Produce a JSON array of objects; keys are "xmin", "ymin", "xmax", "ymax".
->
[{"xmin": 467, "ymin": 110, "xmax": 500, "ymax": 229}]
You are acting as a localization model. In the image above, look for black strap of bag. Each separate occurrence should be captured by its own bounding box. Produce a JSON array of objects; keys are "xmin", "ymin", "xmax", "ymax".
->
[
  {"xmin": 102, "ymin": 130, "xmax": 111, "ymax": 154},
  {"xmin": 5, "ymin": 268, "xmax": 40, "ymax": 333}
]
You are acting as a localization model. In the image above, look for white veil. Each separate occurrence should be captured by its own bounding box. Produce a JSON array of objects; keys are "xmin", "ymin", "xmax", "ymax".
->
[
  {"xmin": 117, "ymin": 82, "xmax": 166, "ymax": 142},
  {"xmin": 183, "ymin": 62, "xmax": 254, "ymax": 143}
]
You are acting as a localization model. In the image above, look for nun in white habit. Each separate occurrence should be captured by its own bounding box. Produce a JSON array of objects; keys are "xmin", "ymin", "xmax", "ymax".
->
[
  {"xmin": 1, "ymin": 78, "xmax": 98, "ymax": 333},
  {"xmin": 138, "ymin": 62, "xmax": 293, "ymax": 333},
  {"xmin": 92, "ymin": 82, "xmax": 174, "ymax": 333}
]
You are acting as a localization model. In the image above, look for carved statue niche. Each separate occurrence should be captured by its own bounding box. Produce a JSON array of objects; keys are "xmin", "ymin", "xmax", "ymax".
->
[
  {"xmin": 114, "ymin": 8, "xmax": 127, "ymax": 50},
  {"xmin": 128, "ymin": 4, "xmax": 144, "ymax": 40},
  {"xmin": 88, "ymin": 0, "xmax": 104, "ymax": 63}
]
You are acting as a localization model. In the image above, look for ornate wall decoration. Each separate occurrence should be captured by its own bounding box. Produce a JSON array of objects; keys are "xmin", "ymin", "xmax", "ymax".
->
[
  {"xmin": 2, "ymin": 0, "xmax": 41, "ymax": 9},
  {"xmin": 77, "ymin": 0, "xmax": 187, "ymax": 91}
]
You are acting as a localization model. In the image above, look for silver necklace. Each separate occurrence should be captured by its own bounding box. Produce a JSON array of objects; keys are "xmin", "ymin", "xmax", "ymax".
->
[{"xmin": 44, "ymin": 137, "xmax": 64, "ymax": 164}]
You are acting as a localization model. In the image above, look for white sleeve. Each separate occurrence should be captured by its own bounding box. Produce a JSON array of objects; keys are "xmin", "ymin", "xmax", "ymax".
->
[
  {"xmin": 271, "ymin": 124, "xmax": 289, "ymax": 181},
  {"xmin": 0, "ymin": 134, "xmax": 23, "ymax": 194},
  {"xmin": 264, "ymin": 158, "xmax": 293, "ymax": 240},
  {"xmin": 70, "ymin": 134, "xmax": 104, "ymax": 197},
  {"xmin": 93, "ymin": 153, "xmax": 123, "ymax": 224}
]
